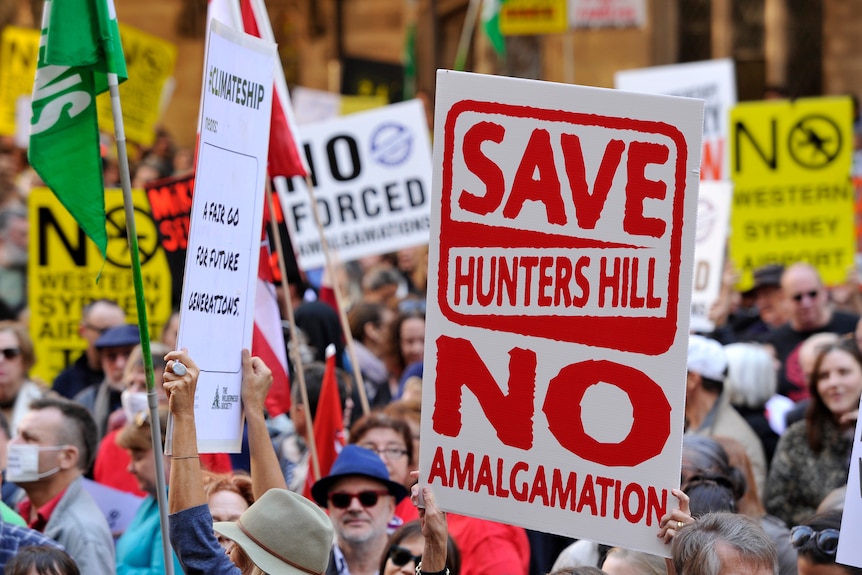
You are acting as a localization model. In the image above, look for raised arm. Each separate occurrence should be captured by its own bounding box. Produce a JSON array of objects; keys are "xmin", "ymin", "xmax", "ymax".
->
[
  {"xmin": 239, "ymin": 350, "xmax": 287, "ymax": 496},
  {"xmin": 411, "ymin": 473, "xmax": 448, "ymax": 573},
  {"xmin": 163, "ymin": 349, "xmax": 205, "ymax": 513}
]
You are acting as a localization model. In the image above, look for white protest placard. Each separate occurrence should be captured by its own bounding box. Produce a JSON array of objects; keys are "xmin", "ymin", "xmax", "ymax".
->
[
  {"xmin": 837, "ymin": 395, "xmax": 862, "ymax": 568},
  {"xmin": 420, "ymin": 70, "xmax": 703, "ymax": 556},
  {"xmin": 690, "ymin": 181, "xmax": 732, "ymax": 333},
  {"xmin": 276, "ymin": 99, "xmax": 433, "ymax": 270},
  {"xmin": 615, "ymin": 59, "xmax": 736, "ymax": 181},
  {"xmin": 172, "ymin": 19, "xmax": 275, "ymax": 453}
]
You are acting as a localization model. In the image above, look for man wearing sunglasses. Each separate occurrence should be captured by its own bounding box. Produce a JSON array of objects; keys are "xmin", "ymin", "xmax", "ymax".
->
[
  {"xmin": 312, "ymin": 444, "xmax": 409, "ymax": 575},
  {"xmin": 768, "ymin": 262, "xmax": 859, "ymax": 401}
]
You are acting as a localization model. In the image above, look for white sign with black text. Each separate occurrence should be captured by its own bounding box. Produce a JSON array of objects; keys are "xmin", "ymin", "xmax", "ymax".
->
[
  {"xmin": 276, "ymin": 99, "xmax": 433, "ymax": 270},
  {"xmin": 171, "ymin": 19, "xmax": 275, "ymax": 453}
]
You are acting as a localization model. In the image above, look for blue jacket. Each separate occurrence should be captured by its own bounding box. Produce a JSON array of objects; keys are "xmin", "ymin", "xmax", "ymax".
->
[{"xmin": 116, "ymin": 495, "xmax": 183, "ymax": 575}]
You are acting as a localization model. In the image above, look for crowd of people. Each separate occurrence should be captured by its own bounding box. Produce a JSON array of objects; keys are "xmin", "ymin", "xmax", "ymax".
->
[{"xmin": 2, "ymin": 109, "xmax": 862, "ymax": 575}]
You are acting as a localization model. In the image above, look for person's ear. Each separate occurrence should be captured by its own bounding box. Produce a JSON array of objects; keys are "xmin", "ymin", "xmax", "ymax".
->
[
  {"xmin": 58, "ymin": 444, "xmax": 80, "ymax": 470},
  {"xmin": 685, "ymin": 371, "xmax": 701, "ymax": 392}
]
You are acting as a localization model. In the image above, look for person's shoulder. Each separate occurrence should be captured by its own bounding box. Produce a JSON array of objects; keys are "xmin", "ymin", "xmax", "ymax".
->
[
  {"xmin": 72, "ymin": 384, "xmax": 97, "ymax": 406},
  {"xmin": 765, "ymin": 323, "xmax": 795, "ymax": 345},
  {"xmin": 776, "ymin": 419, "xmax": 810, "ymax": 449},
  {"xmin": 829, "ymin": 310, "xmax": 859, "ymax": 330}
]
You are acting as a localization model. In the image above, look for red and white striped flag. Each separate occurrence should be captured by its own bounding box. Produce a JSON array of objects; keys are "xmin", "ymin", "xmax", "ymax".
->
[
  {"xmin": 206, "ymin": 0, "xmax": 306, "ymax": 177},
  {"xmin": 239, "ymin": 0, "xmax": 308, "ymax": 178},
  {"xmin": 253, "ymin": 224, "xmax": 291, "ymax": 416}
]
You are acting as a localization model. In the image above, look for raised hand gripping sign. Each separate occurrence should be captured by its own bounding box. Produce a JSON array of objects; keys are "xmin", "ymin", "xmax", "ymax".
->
[{"xmin": 420, "ymin": 71, "xmax": 704, "ymax": 556}]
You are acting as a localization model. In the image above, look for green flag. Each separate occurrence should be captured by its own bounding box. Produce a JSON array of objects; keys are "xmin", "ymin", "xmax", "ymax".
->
[
  {"xmin": 28, "ymin": 0, "xmax": 127, "ymax": 258},
  {"xmin": 481, "ymin": 0, "xmax": 506, "ymax": 58}
]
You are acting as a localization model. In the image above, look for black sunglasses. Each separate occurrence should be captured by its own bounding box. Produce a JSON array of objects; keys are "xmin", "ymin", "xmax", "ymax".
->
[
  {"xmin": 328, "ymin": 490, "xmax": 390, "ymax": 509},
  {"xmin": 790, "ymin": 525, "xmax": 840, "ymax": 556},
  {"xmin": 0, "ymin": 347, "xmax": 21, "ymax": 361},
  {"xmin": 388, "ymin": 545, "xmax": 422, "ymax": 567},
  {"xmin": 792, "ymin": 290, "xmax": 819, "ymax": 302}
]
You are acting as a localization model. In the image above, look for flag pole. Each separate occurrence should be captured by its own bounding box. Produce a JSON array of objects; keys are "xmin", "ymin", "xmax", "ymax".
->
[
  {"xmin": 454, "ymin": 0, "xmax": 481, "ymax": 71},
  {"xmin": 265, "ymin": 183, "xmax": 321, "ymax": 481},
  {"xmin": 107, "ymin": 73, "xmax": 174, "ymax": 575},
  {"xmin": 302, "ymin": 175, "xmax": 371, "ymax": 416}
]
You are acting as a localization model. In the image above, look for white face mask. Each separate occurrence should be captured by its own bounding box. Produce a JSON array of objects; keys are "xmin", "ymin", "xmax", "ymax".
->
[
  {"xmin": 121, "ymin": 389, "xmax": 149, "ymax": 423},
  {"xmin": 6, "ymin": 443, "xmax": 64, "ymax": 483}
]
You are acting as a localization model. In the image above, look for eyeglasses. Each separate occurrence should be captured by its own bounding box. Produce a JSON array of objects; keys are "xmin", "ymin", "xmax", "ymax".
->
[
  {"xmin": 83, "ymin": 324, "xmax": 110, "ymax": 335},
  {"xmin": 790, "ymin": 525, "xmax": 840, "ymax": 556},
  {"xmin": 328, "ymin": 490, "xmax": 390, "ymax": 509},
  {"xmin": 388, "ymin": 546, "xmax": 422, "ymax": 567},
  {"xmin": 361, "ymin": 445, "xmax": 409, "ymax": 459},
  {"xmin": 0, "ymin": 347, "xmax": 21, "ymax": 361},
  {"xmin": 792, "ymin": 290, "xmax": 819, "ymax": 303}
]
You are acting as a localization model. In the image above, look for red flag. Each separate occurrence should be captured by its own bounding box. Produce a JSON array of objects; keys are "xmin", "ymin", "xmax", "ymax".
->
[
  {"xmin": 303, "ymin": 344, "xmax": 345, "ymax": 499},
  {"xmin": 253, "ymin": 222, "xmax": 291, "ymax": 416},
  {"xmin": 239, "ymin": 0, "xmax": 308, "ymax": 178}
]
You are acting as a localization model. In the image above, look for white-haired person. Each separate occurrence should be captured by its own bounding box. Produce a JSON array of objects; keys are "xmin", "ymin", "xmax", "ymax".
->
[
  {"xmin": 672, "ymin": 512, "xmax": 778, "ymax": 575},
  {"xmin": 723, "ymin": 342, "xmax": 780, "ymax": 463}
]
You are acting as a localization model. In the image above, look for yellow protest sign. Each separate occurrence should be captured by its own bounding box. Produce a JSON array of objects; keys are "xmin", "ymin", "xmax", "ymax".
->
[
  {"xmin": 500, "ymin": 0, "xmax": 568, "ymax": 35},
  {"xmin": 28, "ymin": 188, "xmax": 173, "ymax": 384},
  {"xmin": 0, "ymin": 26, "xmax": 39, "ymax": 136},
  {"xmin": 730, "ymin": 97, "xmax": 855, "ymax": 289},
  {"xmin": 96, "ymin": 24, "xmax": 177, "ymax": 147}
]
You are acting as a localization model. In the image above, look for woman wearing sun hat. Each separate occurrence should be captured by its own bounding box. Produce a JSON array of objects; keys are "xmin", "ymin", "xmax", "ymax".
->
[{"xmin": 164, "ymin": 348, "xmax": 334, "ymax": 575}]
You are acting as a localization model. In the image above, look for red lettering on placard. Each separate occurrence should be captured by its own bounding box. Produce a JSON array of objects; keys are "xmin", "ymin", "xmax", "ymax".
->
[
  {"xmin": 433, "ymin": 336, "xmax": 536, "ymax": 450},
  {"xmin": 459, "ymin": 121, "xmax": 506, "ymax": 215},
  {"xmin": 426, "ymin": 446, "xmax": 669, "ymax": 525},
  {"xmin": 562, "ymin": 135, "xmax": 625, "ymax": 229},
  {"xmin": 543, "ymin": 360, "xmax": 671, "ymax": 466},
  {"xmin": 440, "ymin": 100, "xmax": 689, "ymax": 355},
  {"xmin": 434, "ymin": 336, "xmax": 671, "ymax": 466},
  {"xmin": 624, "ymin": 141, "xmax": 669, "ymax": 238},
  {"xmin": 503, "ymin": 129, "xmax": 566, "ymax": 225},
  {"xmin": 701, "ymin": 139, "xmax": 723, "ymax": 181}
]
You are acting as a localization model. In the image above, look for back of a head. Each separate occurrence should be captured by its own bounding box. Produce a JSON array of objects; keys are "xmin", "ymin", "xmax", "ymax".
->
[
  {"xmin": 672, "ymin": 512, "xmax": 777, "ymax": 575},
  {"xmin": 291, "ymin": 361, "xmax": 350, "ymax": 418},
  {"xmin": 348, "ymin": 302, "xmax": 385, "ymax": 341},
  {"xmin": 4, "ymin": 545, "xmax": 80, "ymax": 575},
  {"xmin": 683, "ymin": 474, "xmax": 738, "ymax": 517},
  {"xmin": 724, "ymin": 343, "xmax": 777, "ymax": 409},
  {"xmin": 682, "ymin": 435, "xmax": 747, "ymax": 503}
]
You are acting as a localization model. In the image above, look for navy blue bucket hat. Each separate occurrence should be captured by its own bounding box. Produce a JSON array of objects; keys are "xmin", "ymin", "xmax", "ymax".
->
[
  {"xmin": 311, "ymin": 444, "xmax": 409, "ymax": 507},
  {"xmin": 95, "ymin": 324, "xmax": 140, "ymax": 348}
]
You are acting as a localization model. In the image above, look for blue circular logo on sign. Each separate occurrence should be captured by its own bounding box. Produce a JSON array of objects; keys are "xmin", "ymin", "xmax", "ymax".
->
[{"xmin": 370, "ymin": 122, "xmax": 413, "ymax": 166}]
